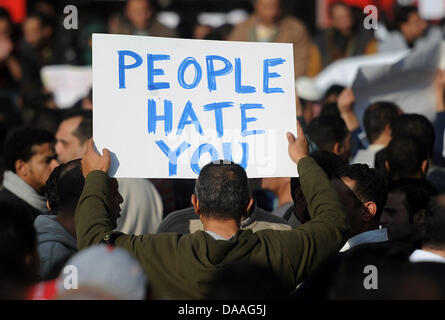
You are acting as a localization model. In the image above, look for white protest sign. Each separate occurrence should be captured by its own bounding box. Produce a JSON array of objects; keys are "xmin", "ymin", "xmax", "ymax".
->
[
  {"xmin": 41, "ymin": 65, "xmax": 92, "ymax": 109},
  {"xmin": 92, "ymin": 34, "xmax": 296, "ymax": 178}
]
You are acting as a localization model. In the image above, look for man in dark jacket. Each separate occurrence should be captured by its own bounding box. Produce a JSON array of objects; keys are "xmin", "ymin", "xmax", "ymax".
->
[{"xmin": 75, "ymin": 123, "xmax": 349, "ymax": 299}]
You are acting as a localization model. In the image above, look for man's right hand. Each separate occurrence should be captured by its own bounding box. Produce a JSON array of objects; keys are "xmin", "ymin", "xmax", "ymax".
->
[
  {"xmin": 81, "ymin": 138, "xmax": 111, "ymax": 178},
  {"xmin": 287, "ymin": 120, "xmax": 309, "ymax": 165}
]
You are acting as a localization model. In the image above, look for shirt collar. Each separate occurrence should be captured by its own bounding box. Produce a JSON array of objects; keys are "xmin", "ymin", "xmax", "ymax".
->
[{"xmin": 340, "ymin": 228, "xmax": 389, "ymax": 252}]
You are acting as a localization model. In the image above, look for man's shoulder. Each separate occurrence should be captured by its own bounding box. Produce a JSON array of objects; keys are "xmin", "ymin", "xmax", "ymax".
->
[
  {"xmin": 157, "ymin": 207, "xmax": 197, "ymax": 234},
  {"xmin": 0, "ymin": 187, "xmax": 40, "ymax": 218}
]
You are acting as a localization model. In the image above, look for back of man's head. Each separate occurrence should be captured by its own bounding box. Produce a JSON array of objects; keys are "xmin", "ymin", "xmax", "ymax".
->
[
  {"xmin": 363, "ymin": 101, "xmax": 400, "ymax": 144},
  {"xmin": 3, "ymin": 126, "xmax": 55, "ymax": 173},
  {"xmin": 306, "ymin": 115, "xmax": 350, "ymax": 160},
  {"xmin": 388, "ymin": 178, "xmax": 437, "ymax": 224},
  {"xmin": 392, "ymin": 114, "xmax": 434, "ymax": 158},
  {"xmin": 386, "ymin": 135, "xmax": 428, "ymax": 179},
  {"xmin": 335, "ymin": 164, "xmax": 388, "ymax": 224},
  {"xmin": 46, "ymin": 159, "xmax": 85, "ymax": 216},
  {"xmin": 0, "ymin": 201, "xmax": 38, "ymax": 298},
  {"xmin": 195, "ymin": 161, "xmax": 249, "ymax": 221},
  {"xmin": 61, "ymin": 109, "xmax": 92, "ymax": 144},
  {"xmin": 394, "ymin": 5, "xmax": 419, "ymax": 31},
  {"xmin": 423, "ymin": 195, "xmax": 445, "ymax": 249}
]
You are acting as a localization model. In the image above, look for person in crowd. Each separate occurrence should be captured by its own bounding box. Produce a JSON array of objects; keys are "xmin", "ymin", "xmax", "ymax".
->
[
  {"xmin": 19, "ymin": 12, "xmax": 55, "ymax": 109},
  {"xmin": 111, "ymin": 0, "xmax": 177, "ymax": 37},
  {"xmin": 289, "ymin": 150, "xmax": 346, "ymax": 228},
  {"xmin": 54, "ymin": 245, "xmax": 148, "ymax": 300},
  {"xmin": 0, "ymin": 8, "xmax": 21, "ymax": 94},
  {"xmin": 381, "ymin": 178, "xmax": 437, "ymax": 251},
  {"xmin": 55, "ymin": 109, "xmax": 163, "ymax": 235},
  {"xmin": 34, "ymin": 159, "xmax": 85, "ymax": 280},
  {"xmin": 0, "ymin": 201, "xmax": 39, "ymax": 299},
  {"xmin": 330, "ymin": 242, "xmax": 444, "ymax": 299},
  {"xmin": 306, "ymin": 115, "xmax": 352, "ymax": 162},
  {"xmin": 307, "ymin": 1, "xmax": 377, "ymax": 77},
  {"xmin": 259, "ymin": 177, "xmax": 293, "ymax": 219},
  {"xmin": 410, "ymin": 194, "xmax": 445, "ymax": 264},
  {"xmin": 227, "ymin": 0, "xmax": 311, "ymax": 78},
  {"xmin": 0, "ymin": 126, "xmax": 58, "ymax": 218},
  {"xmin": 74, "ymin": 122, "xmax": 349, "ymax": 299},
  {"xmin": 385, "ymin": 135, "xmax": 429, "ymax": 180},
  {"xmin": 332, "ymin": 164, "xmax": 388, "ymax": 251},
  {"xmin": 292, "ymin": 163, "xmax": 388, "ymax": 299},
  {"xmin": 379, "ymin": 5, "xmax": 440, "ymax": 53},
  {"xmin": 352, "ymin": 101, "xmax": 401, "ymax": 167}
]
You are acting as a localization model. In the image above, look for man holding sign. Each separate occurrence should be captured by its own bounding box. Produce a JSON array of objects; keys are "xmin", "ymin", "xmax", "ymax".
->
[{"xmin": 74, "ymin": 122, "xmax": 349, "ymax": 299}]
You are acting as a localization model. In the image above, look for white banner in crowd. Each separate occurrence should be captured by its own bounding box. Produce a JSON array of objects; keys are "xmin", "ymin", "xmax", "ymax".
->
[
  {"xmin": 92, "ymin": 34, "xmax": 297, "ymax": 178},
  {"xmin": 41, "ymin": 65, "xmax": 92, "ymax": 109},
  {"xmin": 309, "ymin": 38, "xmax": 443, "ymax": 126}
]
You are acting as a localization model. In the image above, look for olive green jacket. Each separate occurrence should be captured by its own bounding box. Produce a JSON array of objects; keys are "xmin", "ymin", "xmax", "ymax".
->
[{"xmin": 75, "ymin": 157, "xmax": 349, "ymax": 299}]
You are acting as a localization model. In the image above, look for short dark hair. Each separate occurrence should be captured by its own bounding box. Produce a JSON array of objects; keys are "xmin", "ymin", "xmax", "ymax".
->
[
  {"xmin": 46, "ymin": 159, "xmax": 85, "ymax": 215},
  {"xmin": 62, "ymin": 109, "xmax": 92, "ymax": 144},
  {"xmin": 363, "ymin": 101, "xmax": 400, "ymax": 143},
  {"xmin": 388, "ymin": 178, "xmax": 438, "ymax": 223},
  {"xmin": 394, "ymin": 5, "xmax": 419, "ymax": 31},
  {"xmin": 319, "ymin": 102, "xmax": 340, "ymax": 118},
  {"xmin": 306, "ymin": 116, "xmax": 349, "ymax": 152},
  {"xmin": 392, "ymin": 114, "xmax": 434, "ymax": 158},
  {"xmin": 423, "ymin": 195, "xmax": 445, "ymax": 248},
  {"xmin": 195, "ymin": 161, "xmax": 250, "ymax": 221},
  {"xmin": 3, "ymin": 126, "xmax": 55, "ymax": 173},
  {"xmin": 387, "ymin": 135, "xmax": 428, "ymax": 179},
  {"xmin": 334, "ymin": 164, "xmax": 388, "ymax": 222}
]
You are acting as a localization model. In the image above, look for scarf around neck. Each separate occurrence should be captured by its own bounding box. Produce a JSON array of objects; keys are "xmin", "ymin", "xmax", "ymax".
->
[{"xmin": 2, "ymin": 170, "xmax": 49, "ymax": 214}]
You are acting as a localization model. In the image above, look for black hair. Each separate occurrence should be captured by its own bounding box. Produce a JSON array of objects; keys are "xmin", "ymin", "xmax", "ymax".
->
[
  {"xmin": 324, "ymin": 85, "xmax": 345, "ymax": 101},
  {"xmin": 3, "ymin": 126, "xmax": 55, "ymax": 173},
  {"xmin": 388, "ymin": 178, "xmax": 438, "ymax": 223},
  {"xmin": 334, "ymin": 163, "xmax": 388, "ymax": 222},
  {"xmin": 30, "ymin": 108, "xmax": 62, "ymax": 136},
  {"xmin": 363, "ymin": 101, "xmax": 400, "ymax": 143},
  {"xmin": 374, "ymin": 147, "xmax": 390, "ymax": 182},
  {"xmin": 306, "ymin": 116, "xmax": 349, "ymax": 152},
  {"xmin": 62, "ymin": 109, "xmax": 92, "ymax": 144},
  {"xmin": 393, "ymin": 5, "xmax": 419, "ymax": 31},
  {"xmin": 319, "ymin": 102, "xmax": 340, "ymax": 118},
  {"xmin": 45, "ymin": 159, "xmax": 84, "ymax": 215},
  {"xmin": 387, "ymin": 135, "xmax": 428, "ymax": 179},
  {"xmin": 290, "ymin": 151, "xmax": 346, "ymax": 223},
  {"xmin": 0, "ymin": 7, "xmax": 12, "ymax": 22},
  {"xmin": 195, "ymin": 161, "xmax": 250, "ymax": 221},
  {"xmin": 392, "ymin": 114, "xmax": 434, "ymax": 158},
  {"xmin": 423, "ymin": 195, "xmax": 445, "ymax": 248}
]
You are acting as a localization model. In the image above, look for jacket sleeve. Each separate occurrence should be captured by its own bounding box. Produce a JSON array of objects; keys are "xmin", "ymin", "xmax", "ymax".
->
[
  {"xmin": 74, "ymin": 171, "xmax": 153, "ymax": 261},
  {"xmin": 271, "ymin": 157, "xmax": 349, "ymax": 284}
]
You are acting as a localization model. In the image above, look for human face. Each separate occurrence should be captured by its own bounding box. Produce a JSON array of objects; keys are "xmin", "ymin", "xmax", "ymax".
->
[
  {"xmin": 255, "ymin": 0, "xmax": 282, "ymax": 26},
  {"xmin": 126, "ymin": 0, "xmax": 152, "ymax": 30},
  {"xmin": 55, "ymin": 117, "xmax": 85, "ymax": 163},
  {"xmin": 380, "ymin": 191, "xmax": 409, "ymax": 229},
  {"xmin": 330, "ymin": 4, "xmax": 353, "ymax": 36},
  {"xmin": 109, "ymin": 178, "xmax": 124, "ymax": 229},
  {"xmin": 23, "ymin": 17, "xmax": 43, "ymax": 47},
  {"xmin": 401, "ymin": 12, "xmax": 427, "ymax": 43},
  {"xmin": 331, "ymin": 177, "xmax": 363, "ymax": 236},
  {"xmin": 21, "ymin": 143, "xmax": 58, "ymax": 194},
  {"xmin": 261, "ymin": 177, "xmax": 290, "ymax": 195}
]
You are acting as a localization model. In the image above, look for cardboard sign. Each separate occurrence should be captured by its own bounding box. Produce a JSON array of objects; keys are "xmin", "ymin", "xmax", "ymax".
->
[{"xmin": 92, "ymin": 34, "xmax": 297, "ymax": 178}]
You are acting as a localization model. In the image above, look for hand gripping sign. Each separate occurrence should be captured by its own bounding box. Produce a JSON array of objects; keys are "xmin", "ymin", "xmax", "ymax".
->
[{"xmin": 92, "ymin": 34, "xmax": 297, "ymax": 178}]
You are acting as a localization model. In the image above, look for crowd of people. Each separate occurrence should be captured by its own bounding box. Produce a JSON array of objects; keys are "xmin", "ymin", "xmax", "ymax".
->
[{"xmin": 1, "ymin": 0, "xmax": 445, "ymax": 300}]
